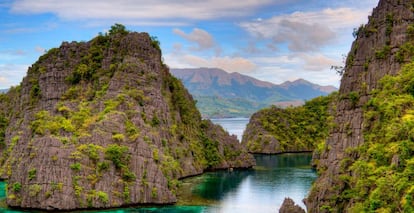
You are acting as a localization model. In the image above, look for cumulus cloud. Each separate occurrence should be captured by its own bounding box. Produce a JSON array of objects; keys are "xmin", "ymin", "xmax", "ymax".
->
[
  {"xmin": 0, "ymin": 64, "xmax": 28, "ymax": 89},
  {"xmin": 173, "ymin": 28, "xmax": 216, "ymax": 51},
  {"xmin": 240, "ymin": 7, "xmax": 371, "ymax": 52},
  {"xmin": 10, "ymin": 0, "xmax": 276, "ymax": 24}
]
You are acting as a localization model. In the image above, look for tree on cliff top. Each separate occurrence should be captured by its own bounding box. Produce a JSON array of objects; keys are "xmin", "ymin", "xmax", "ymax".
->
[{"xmin": 108, "ymin": 23, "xmax": 129, "ymax": 35}]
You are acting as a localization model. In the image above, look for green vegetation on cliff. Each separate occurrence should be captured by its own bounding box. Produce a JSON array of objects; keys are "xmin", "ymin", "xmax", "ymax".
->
[
  {"xmin": 242, "ymin": 93, "xmax": 336, "ymax": 154},
  {"xmin": 335, "ymin": 62, "xmax": 414, "ymax": 212}
]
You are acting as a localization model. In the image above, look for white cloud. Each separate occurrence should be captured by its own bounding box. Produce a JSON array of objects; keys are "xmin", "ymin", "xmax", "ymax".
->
[
  {"xmin": 11, "ymin": 0, "xmax": 275, "ymax": 23},
  {"xmin": 298, "ymin": 53, "xmax": 339, "ymax": 71},
  {"xmin": 0, "ymin": 64, "xmax": 28, "ymax": 89},
  {"xmin": 246, "ymin": 53, "xmax": 341, "ymax": 87},
  {"xmin": 35, "ymin": 46, "xmax": 46, "ymax": 53},
  {"xmin": 252, "ymin": 55, "xmax": 301, "ymax": 69},
  {"xmin": 0, "ymin": 76, "xmax": 7, "ymax": 84},
  {"xmin": 0, "ymin": 49, "xmax": 26, "ymax": 57},
  {"xmin": 240, "ymin": 7, "xmax": 371, "ymax": 52},
  {"xmin": 173, "ymin": 28, "xmax": 216, "ymax": 51},
  {"xmin": 0, "ymin": 50, "xmax": 27, "ymax": 62},
  {"xmin": 251, "ymin": 64, "xmax": 340, "ymax": 87},
  {"xmin": 165, "ymin": 54, "xmax": 256, "ymax": 73}
]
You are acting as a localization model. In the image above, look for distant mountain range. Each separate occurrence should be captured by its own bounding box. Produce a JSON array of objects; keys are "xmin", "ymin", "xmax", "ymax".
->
[
  {"xmin": 170, "ymin": 68, "xmax": 337, "ymax": 118},
  {"xmin": 0, "ymin": 89, "xmax": 9, "ymax": 94}
]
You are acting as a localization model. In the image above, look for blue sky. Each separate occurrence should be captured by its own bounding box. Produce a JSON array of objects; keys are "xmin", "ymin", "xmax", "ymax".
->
[{"xmin": 0, "ymin": 0, "xmax": 380, "ymax": 89}]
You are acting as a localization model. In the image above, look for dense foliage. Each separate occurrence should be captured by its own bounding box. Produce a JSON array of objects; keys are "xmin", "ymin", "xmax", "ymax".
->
[
  {"xmin": 244, "ymin": 93, "xmax": 335, "ymax": 153},
  {"xmin": 337, "ymin": 62, "xmax": 414, "ymax": 212}
]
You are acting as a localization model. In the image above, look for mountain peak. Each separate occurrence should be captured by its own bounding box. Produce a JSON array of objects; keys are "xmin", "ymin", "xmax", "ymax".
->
[
  {"xmin": 280, "ymin": 78, "xmax": 311, "ymax": 86},
  {"xmin": 292, "ymin": 78, "xmax": 311, "ymax": 84},
  {"xmin": 170, "ymin": 68, "xmax": 337, "ymax": 118},
  {"xmin": 280, "ymin": 78, "xmax": 337, "ymax": 93},
  {"xmin": 171, "ymin": 67, "xmax": 275, "ymax": 88}
]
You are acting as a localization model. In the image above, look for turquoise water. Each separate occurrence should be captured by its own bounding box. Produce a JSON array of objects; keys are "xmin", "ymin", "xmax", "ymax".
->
[
  {"xmin": 0, "ymin": 154, "xmax": 315, "ymax": 213},
  {"xmin": 0, "ymin": 118, "xmax": 316, "ymax": 212},
  {"xmin": 181, "ymin": 153, "xmax": 316, "ymax": 212}
]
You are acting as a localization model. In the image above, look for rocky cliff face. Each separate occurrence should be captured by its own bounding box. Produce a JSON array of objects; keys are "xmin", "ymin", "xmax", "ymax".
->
[
  {"xmin": 306, "ymin": 0, "xmax": 414, "ymax": 211},
  {"xmin": 0, "ymin": 28, "xmax": 254, "ymax": 210}
]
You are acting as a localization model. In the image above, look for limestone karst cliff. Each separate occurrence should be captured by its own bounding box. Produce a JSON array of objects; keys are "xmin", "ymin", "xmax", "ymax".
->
[
  {"xmin": 0, "ymin": 25, "xmax": 255, "ymax": 210},
  {"xmin": 306, "ymin": 0, "xmax": 414, "ymax": 212}
]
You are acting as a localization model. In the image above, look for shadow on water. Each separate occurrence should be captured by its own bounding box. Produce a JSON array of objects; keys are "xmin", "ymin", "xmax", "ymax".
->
[
  {"xmin": 254, "ymin": 153, "xmax": 313, "ymax": 169},
  {"xmin": 175, "ymin": 169, "xmax": 252, "ymax": 208},
  {"xmin": 191, "ymin": 170, "xmax": 253, "ymax": 200}
]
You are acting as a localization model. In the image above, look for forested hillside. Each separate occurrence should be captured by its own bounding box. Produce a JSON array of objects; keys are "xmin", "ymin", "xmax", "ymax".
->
[{"xmin": 242, "ymin": 93, "xmax": 336, "ymax": 154}]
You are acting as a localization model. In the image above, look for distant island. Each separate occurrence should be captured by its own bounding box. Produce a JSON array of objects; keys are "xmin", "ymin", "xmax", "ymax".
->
[{"xmin": 171, "ymin": 68, "xmax": 337, "ymax": 118}]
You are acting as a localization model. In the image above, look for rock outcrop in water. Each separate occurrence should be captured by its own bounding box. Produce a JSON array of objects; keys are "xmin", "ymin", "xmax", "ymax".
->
[
  {"xmin": 306, "ymin": 0, "xmax": 414, "ymax": 211},
  {"xmin": 279, "ymin": 197, "xmax": 305, "ymax": 213},
  {"xmin": 242, "ymin": 94, "xmax": 335, "ymax": 154},
  {"xmin": 0, "ymin": 25, "xmax": 255, "ymax": 210}
]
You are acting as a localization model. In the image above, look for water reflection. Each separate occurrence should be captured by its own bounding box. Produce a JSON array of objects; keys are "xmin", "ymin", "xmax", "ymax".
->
[
  {"xmin": 192, "ymin": 170, "xmax": 252, "ymax": 200},
  {"xmin": 0, "ymin": 153, "xmax": 316, "ymax": 213},
  {"xmin": 256, "ymin": 153, "xmax": 313, "ymax": 168},
  {"xmin": 179, "ymin": 153, "xmax": 316, "ymax": 212}
]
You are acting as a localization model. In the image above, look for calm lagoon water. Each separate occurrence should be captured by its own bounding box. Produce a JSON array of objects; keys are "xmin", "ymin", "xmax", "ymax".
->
[
  {"xmin": 0, "ymin": 118, "xmax": 316, "ymax": 212},
  {"xmin": 210, "ymin": 117, "xmax": 250, "ymax": 141}
]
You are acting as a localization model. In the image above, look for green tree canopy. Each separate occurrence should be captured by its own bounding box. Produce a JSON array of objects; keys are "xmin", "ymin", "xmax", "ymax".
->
[{"xmin": 108, "ymin": 23, "xmax": 128, "ymax": 36}]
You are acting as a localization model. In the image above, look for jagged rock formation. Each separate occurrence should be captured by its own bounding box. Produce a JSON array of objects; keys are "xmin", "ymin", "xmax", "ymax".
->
[
  {"xmin": 306, "ymin": 0, "xmax": 414, "ymax": 211},
  {"xmin": 242, "ymin": 94, "xmax": 334, "ymax": 154},
  {"xmin": 0, "ymin": 26, "xmax": 255, "ymax": 210},
  {"xmin": 279, "ymin": 197, "xmax": 305, "ymax": 213}
]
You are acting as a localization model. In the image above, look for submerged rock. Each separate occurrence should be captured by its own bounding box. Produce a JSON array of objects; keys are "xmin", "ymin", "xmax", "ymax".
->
[{"xmin": 0, "ymin": 25, "xmax": 254, "ymax": 210}]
